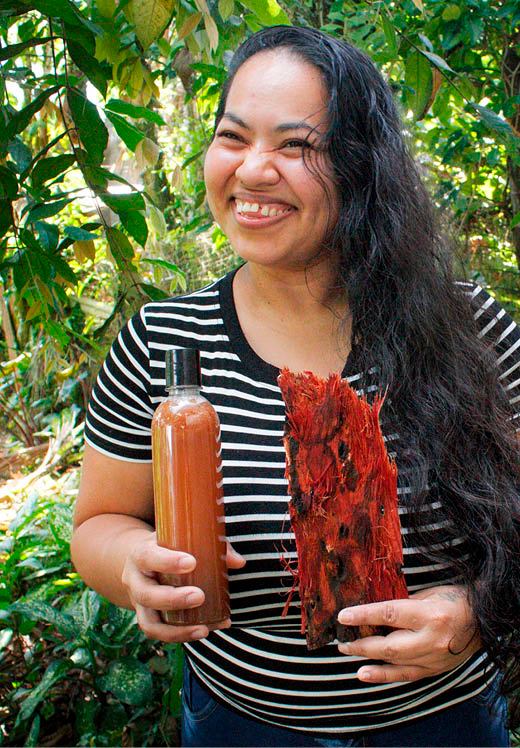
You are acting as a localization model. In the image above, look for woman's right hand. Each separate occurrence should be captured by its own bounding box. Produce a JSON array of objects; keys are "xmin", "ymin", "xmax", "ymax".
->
[{"xmin": 121, "ymin": 533, "xmax": 246, "ymax": 642}]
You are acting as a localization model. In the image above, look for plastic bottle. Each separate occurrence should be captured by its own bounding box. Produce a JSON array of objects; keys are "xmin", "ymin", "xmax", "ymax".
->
[{"xmin": 151, "ymin": 347, "xmax": 229, "ymax": 626}]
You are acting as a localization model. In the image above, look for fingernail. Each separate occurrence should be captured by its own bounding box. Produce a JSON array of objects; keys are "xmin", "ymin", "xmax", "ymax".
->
[
  {"xmin": 190, "ymin": 626, "xmax": 208, "ymax": 640},
  {"xmin": 358, "ymin": 668, "xmax": 372, "ymax": 681},
  {"xmin": 340, "ymin": 642, "xmax": 352, "ymax": 653},
  {"xmin": 186, "ymin": 592, "xmax": 203, "ymax": 606},
  {"xmin": 179, "ymin": 556, "xmax": 195, "ymax": 571},
  {"xmin": 339, "ymin": 610, "xmax": 353, "ymax": 623}
]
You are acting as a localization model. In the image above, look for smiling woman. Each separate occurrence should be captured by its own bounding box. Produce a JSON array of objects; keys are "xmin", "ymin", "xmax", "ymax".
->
[{"xmin": 71, "ymin": 25, "xmax": 520, "ymax": 748}]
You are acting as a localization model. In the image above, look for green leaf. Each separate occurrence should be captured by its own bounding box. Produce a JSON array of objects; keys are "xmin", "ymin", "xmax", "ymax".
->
[
  {"xmin": 218, "ymin": 0, "xmax": 234, "ymax": 20},
  {"xmin": 67, "ymin": 88, "xmax": 108, "ymax": 165},
  {"xmin": 511, "ymin": 211, "xmax": 520, "ymax": 229},
  {"xmin": 64, "ymin": 225, "xmax": 98, "ymax": 241},
  {"xmin": 0, "ymin": 165, "xmax": 18, "ymax": 199},
  {"xmin": 421, "ymin": 50, "xmax": 454, "ymax": 73},
  {"xmin": 106, "ymin": 226, "xmax": 134, "ymax": 269},
  {"xmin": 380, "ymin": 11, "xmax": 397, "ymax": 56},
  {"xmin": 11, "ymin": 600, "xmax": 77, "ymax": 637},
  {"xmin": 24, "ymin": 713, "xmax": 41, "ymax": 747},
  {"xmin": 97, "ymin": 657, "xmax": 153, "ymax": 706},
  {"xmin": 31, "ymin": 0, "xmax": 99, "ymax": 31},
  {"xmin": 75, "ymin": 699, "xmax": 100, "ymax": 739},
  {"xmin": 15, "ymin": 660, "xmax": 72, "ymax": 727},
  {"xmin": 32, "ymin": 154, "xmax": 75, "ymax": 188},
  {"xmin": 140, "ymin": 257, "xmax": 182, "ymax": 274},
  {"xmin": 9, "ymin": 137, "xmax": 33, "ymax": 173},
  {"xmin": 105, "ymin": 110, "xmax": 144, "ymax": 152},
  {"xmin": 125, "ymin": 0, "xmax": 175, "ymax": 49},
  {"xmin": 0, "ymin": 37, "xmax": 51, "ymax": 62},
  {"xmin": 442, "ymin": 4, "xmax": 461, "ymax": 20},
  {"xmin": 44, "ymin": 319, "xmax": 71, "ymax": 347},
  {"xmin": 101, "ymin": 191, "xmax": 145, "ymax": 213},
  {"xmin": 120, "ymin": 210, "xmax": 148, "ymax": 247},
  {"xmin": 4, "ymin": 86, "xmax": 61, "ymax": 144},
  {"xmin": 239, "ymin": 0, "xmax": 290, "ymax": 25},
  {"xmin": 105, "ymin": 98, "xmax": 166, "ymax": 126},
  {"xmin": 139, "ymin": 282, "xmax": 169, "ymax": 300},
  {"xmin": 25, "ymin": 198, "xmax": 73, "ymax": 223},
  {"xmin": 67, "ymin": 40, "xmax": 110, "ymax": 97},
  {"xmin": 0, "ymin": 198, "xmax": 13, "ymax": 239},
  {"xmin": 473, "ymin": 105, "xmax": 514, "ymax": 137},
  {"xmin": 405, "ymin": 50, "xmax": 432, "ymax": 121}
]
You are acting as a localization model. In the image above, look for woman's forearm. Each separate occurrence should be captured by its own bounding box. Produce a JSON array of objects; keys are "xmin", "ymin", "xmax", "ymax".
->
[{"xmin": 70, "ymin": 514, "xmax": 154, "ymax": 608}]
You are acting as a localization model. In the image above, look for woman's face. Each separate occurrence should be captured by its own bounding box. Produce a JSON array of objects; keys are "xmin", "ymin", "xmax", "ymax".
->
[{"xmin": 204, "ymin": 51, "xmax": 339, "ymax": 271}]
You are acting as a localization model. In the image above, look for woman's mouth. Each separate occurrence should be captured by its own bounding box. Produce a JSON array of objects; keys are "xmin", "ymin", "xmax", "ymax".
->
[{"xmin": 231, "ymin": 198, "xmax": 295, "ymax": 228}]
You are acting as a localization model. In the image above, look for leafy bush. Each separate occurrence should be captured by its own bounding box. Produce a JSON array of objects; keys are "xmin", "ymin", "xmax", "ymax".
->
[{"xmin": 0, "ymin": 466, "xmax": 183, "ymax": 747}]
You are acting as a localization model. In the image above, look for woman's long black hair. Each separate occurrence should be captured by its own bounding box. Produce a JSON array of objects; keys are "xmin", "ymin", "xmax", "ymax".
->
[{"xmin": 211, "ymin": 25, "xmax": 520, "ymax": 731}]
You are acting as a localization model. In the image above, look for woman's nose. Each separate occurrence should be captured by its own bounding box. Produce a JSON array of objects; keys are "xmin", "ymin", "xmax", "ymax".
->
[{"xmin": 234, "ymin": 147, "xmax": 280, "ymax": 186}]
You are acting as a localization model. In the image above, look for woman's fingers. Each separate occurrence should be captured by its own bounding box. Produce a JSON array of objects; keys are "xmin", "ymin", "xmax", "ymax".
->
[
  {"xmin": 226, "ymin": 541, "xmax": 246, "ymax": 569},
  {"xmin": 355, "ymin": 663, "xmax": 432, "ymax": 684},
  {"xmin": 338, "ymin": 629, "xmax": 425, "ymax": 664},
  {"xmin": 135, "ymin": 603, "xmax": 210, "ymax": 642},
  {"xmin": 338, "ymin": 599, "xmax": 424, "ymax": 631}
]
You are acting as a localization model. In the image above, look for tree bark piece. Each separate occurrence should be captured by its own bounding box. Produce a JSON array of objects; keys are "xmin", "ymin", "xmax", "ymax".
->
[{"xmin": 278, "ymin": 369, "xmax": 408, "ymax": 650}]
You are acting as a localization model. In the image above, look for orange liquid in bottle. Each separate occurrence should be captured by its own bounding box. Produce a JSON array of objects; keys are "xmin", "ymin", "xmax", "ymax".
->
[{"xmin": 151, "ymin": 350, "xmax": 228, "ymax": 627}]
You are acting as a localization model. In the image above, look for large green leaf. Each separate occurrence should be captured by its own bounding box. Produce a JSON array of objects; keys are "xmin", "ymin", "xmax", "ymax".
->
[
  {"xmin": 101, "ymin": 191, "xmax": 145, "ymax": 213},
  {"xmin": 0, "ymin": 165, "xmax": 18, "ymax": 199},
  {"xmin": 25, "ymin": 198, "xmax": 73, "ymax": 223},
  {"xmin": 473, "ymin": 105, "xmax": 514, "ymax": 137},
  {"xmin": 15, "ymin": 659, "xmax": 72, "ymax": 726},
  {"xmin": 405, "ymin": 50, "xmax": 432, "ymax": 121},
  {"xmin": 106, "ymin": 226, "xmax": 134, "ymax": 269},
  {"xmin": 67, "ymin": 88, "xmax": 108, "ymax": 166},
  {"xmin": 97, "ymin": 657, "xmax": 153, "ymax": 706},
  {"xmin": 0, "ymin": 37, "xmax": 51, "ymax": 62},
  {"xmin": 105, "ymin": 110, "xmax": 144, "ymax": 152},
  {"xmin": 239, "ymin": 0, "xmax": 290, "ymax": 26},
  {"xmin": 0, "ymin": 198, "xmax": 13, "ymax": 239},
  {"xmin": 31, "ymin": 0, "xmax": 99, "ymax": 31},
  {"xmin": 4, "ymin": 86, "xmax": 61, "ymax": 144},
  {"xmin": 105, "ymin": 98, "xmax": 166, "ymax": 126},
  {"xmin": 120, "ymin": 210, "xmax": 148, "ymax": 247},
  {"xmin": 31, "ymin": 154, "xmax": 75, "ymax": 188},
  {"xmin": 124, "ymin": 0, "xmax": 175, "ymax": 49},
  {"xmin": 67, "ymin": 40, "xmax": 110, "ymax": 97}
]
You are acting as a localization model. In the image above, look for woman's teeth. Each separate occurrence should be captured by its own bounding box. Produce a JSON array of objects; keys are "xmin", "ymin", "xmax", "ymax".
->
[{"xmin": 235, "ymin": 199, "xmax": 292, "ymax": 217}]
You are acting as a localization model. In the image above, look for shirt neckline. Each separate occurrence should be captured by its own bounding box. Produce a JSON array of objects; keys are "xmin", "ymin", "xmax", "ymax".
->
[{"xmin": 218, "ymin": 264, "xmax": 356, "ymax": 386}]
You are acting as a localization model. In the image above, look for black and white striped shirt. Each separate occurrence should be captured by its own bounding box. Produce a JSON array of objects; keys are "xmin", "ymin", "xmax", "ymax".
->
[{"xmin": 85, "ymin": 267, "xmax": 520, "ymax": 736}]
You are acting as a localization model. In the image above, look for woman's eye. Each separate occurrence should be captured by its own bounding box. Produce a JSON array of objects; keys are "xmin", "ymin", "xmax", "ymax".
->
[
  {"xmin": 217, "ymin": 131, "xmax": 241, "ymax": 142},
  {"xmin": 284, "ymin": 140, "xmax": 312, "ymax": 149}
]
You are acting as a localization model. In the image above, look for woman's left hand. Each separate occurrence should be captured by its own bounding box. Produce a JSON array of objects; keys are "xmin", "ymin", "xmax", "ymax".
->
[{"xmin": 337, "ymin": 585, "xmax": 482, "ymax": 683}]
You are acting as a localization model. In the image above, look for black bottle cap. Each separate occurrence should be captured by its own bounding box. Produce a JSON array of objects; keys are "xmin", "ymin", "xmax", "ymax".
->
[{"xmin": 165, "ymin": 348, "xmax": 201, "ymax": 388}]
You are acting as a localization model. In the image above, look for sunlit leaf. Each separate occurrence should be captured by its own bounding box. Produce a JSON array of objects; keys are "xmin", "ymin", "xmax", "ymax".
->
[
  {"xmin": 405, "ymin": 50, "xmax": 432, "ymax": 121},
  {"xmin": 106, "ymin": 226, "xmax": 134, "ymax": 269},
  {"xmin": 421, "ymin": 50, "xmax": 453, "ymax": 73},
  {"xmin": 218, "ymin": 0, "xmax": 233, "ymax": 21},
  {"xmin": 125, "ymin": 0, "xmax": 175, "ymax": 49},
  {"xmin": 105, "ymin": 110, "xmax": 144, "ymax": 152},
  {"xmin": 176, "ymin": 11, "xmax": 202, "ymax": 38},
  {"xmin": 239, "ymin": 0, "xmax": 290, "ymax": 25},
  {"xmin": 101, "ymin": 191, "xmax": 145, "ymax": 213},
  {"xmin": 120, "ymin": 211, "xmax": 148, "ymax": 247},
  {"xmin": 105, "ymin": 98, "xmax": 166, "ymax": 125}
]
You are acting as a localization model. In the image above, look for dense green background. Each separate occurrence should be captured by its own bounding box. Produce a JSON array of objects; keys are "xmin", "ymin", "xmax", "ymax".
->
[{"xmin": 0, "ymin": 0, "xmax": 518, "ymax": 744}]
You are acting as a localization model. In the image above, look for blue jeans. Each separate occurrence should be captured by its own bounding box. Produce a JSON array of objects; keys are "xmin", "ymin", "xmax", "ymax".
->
[{"xmin": 181, "ymin": 661, "xmax": 510, "ymax": 747}]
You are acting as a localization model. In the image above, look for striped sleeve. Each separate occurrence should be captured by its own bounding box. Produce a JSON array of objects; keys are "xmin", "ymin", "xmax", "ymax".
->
[
  {"xmin": 84, "ymin": 305, "xmax": 155, "ymax": 461},
  {"xmin": 463, "ymin": 282, "xmax": 520, "ymax": 431}
]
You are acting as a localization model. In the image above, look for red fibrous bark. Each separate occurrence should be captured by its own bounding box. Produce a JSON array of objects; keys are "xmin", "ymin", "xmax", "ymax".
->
[{"xmin": 278, "ymin": 369, "xmax": 408, "ymax": 650}]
